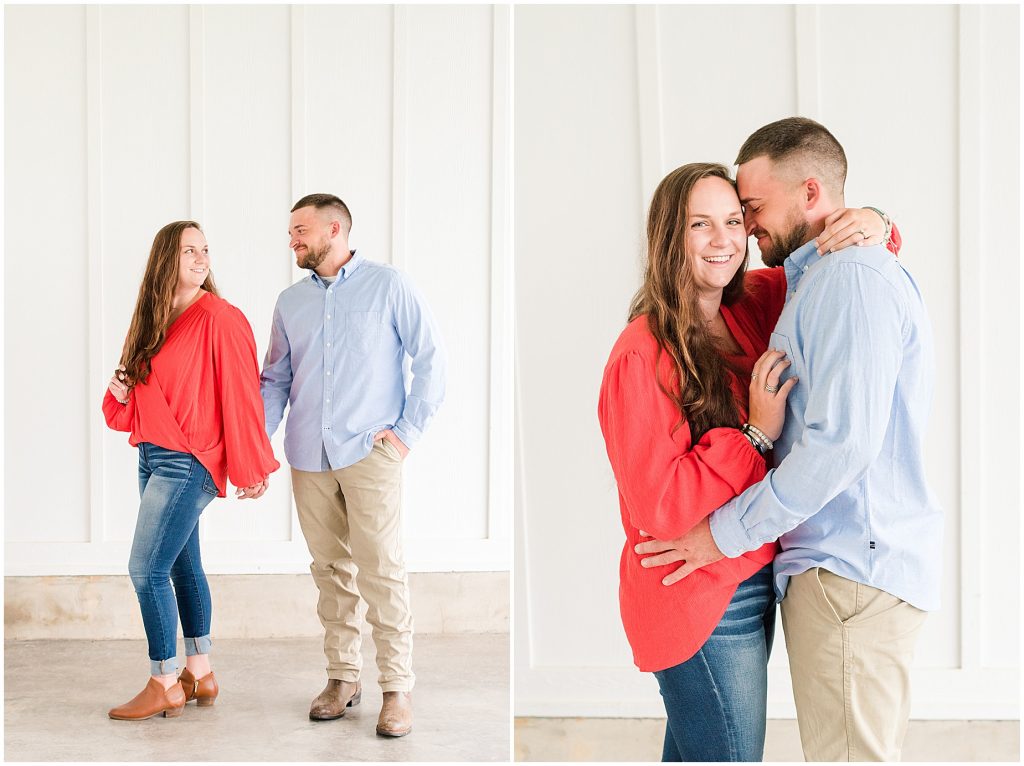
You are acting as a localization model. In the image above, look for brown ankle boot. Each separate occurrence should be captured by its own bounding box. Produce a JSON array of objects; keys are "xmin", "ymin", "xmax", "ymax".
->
[
  {"xmin": 308, "ymin": 679, "xmax": 362, "ymax": 721},
  {"xmin": 109, "ymin": 677, "xmax": 186, "ymax": 720},
  {"xmin": 178, "ymin": 667, "xmax": 219, "ymax": 706},
  {"xmin": 376, "ymin": 691, "xmax": 412, "ymax": 737}
]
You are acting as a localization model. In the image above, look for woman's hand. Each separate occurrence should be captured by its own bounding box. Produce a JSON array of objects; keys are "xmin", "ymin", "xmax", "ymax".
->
[
  {"xmin": 236, "ymin": 475, "xmax": 269, "ymax": 500},
  {"xmin": 815, "ymin": 207, "xmax": 888, "ymax": 255},
  {"xmin": 747, "ymin": 349, "xmax": 799, "ymax": 442},
  {"xmin": 108, "ymin": 365, "xmax": 131, "ymax": 404}
]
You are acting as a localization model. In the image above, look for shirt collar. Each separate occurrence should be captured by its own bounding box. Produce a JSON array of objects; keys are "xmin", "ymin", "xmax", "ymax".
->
[
  {"xmin": 784, "ymin": 240, "xmax": 820, "ymax": 291},
  {"xmin": 310, "ymin": 250, "xmax": 363, "ymax": 288}
]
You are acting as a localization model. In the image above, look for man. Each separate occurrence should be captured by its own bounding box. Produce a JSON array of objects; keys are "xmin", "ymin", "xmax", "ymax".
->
[
  {"xmin": 260, "ymin": 193, "xmax": 446, "ymax": 737},
  {"xmin": 636, "ymin": 118, "xmax": 941, "ymax": 761}
]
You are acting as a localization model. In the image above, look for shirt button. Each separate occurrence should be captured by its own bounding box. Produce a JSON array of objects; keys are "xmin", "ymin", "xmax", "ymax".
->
[
  {"xmin": 326, "ymin": 371, "xmax": 332, "ymax": 376},
  {"xmin": 327, "ymin": 314, "xmax": 331, "ymax": 319},
  {"xmin": 326, "ymin": 398, "xmax": 331, "ymax": 402},
  {"xmin": 326, "ymin": 342, "xmax": 331, "ymax": 347}
]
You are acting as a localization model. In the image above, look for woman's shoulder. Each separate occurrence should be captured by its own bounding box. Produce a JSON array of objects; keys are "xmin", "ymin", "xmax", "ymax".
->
[
  {"xmin": 197, "ymin": 292, "xmax": 249, "ymax": 325},
  {"xmin": 606, "ymin": 315, "xmax": 659, "ymax": 367}
]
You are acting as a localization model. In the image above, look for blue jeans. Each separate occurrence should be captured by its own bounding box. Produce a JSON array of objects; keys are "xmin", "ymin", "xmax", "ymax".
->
[
  {"xmin": 653, "ymin": 564, "xmax": 776, "ymax": 762},
  {"xmin": 129, "ymin": 443, "xmax": 217, "ymax": 676}
]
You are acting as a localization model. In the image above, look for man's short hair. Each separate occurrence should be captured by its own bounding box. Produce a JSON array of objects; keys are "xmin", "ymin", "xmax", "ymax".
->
[
  {"xmin": 735, "ymin": 117, "xmax": 847, "ymax": 196},
  {"xmin": 291, "ymin": 193, "xmax": 353, "ymax": 233}
]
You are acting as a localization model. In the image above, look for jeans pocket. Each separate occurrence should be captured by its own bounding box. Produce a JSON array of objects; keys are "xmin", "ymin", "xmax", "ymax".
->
[{"xmin": 200, "ymin": 465, "xmax": 220, "ymax": 497}]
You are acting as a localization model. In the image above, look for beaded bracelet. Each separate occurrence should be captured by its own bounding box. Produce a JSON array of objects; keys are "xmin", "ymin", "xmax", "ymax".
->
[
  {"xmin": 741, "ymin": 423, "xmax": 774, "ymax": 453},
  {"xmin": 864, "ymin": 206, "xmax": 893, "ymax": 244}
]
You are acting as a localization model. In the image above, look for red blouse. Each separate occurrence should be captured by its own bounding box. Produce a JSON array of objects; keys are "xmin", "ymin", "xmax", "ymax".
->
[
  {"xmin": 597, "ymin": 268, "xmax": 787, "ymax": 672},
  {"xmin": 103, "ymin": 292, "xmax": 280, "ymax": 497}
]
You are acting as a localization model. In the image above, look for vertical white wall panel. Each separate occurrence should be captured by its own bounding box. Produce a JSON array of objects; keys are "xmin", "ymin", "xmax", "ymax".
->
[
  {"xmin": 516, "ymin": 4, "xmax": 1019, "ymax": 720},
  {"xmin": 4, "ymin": 5, "xmax": 511, "ymax": 574},
  {"xmin": 976, "ymin": 6, "xmax": 1020, "ymax": 670},
  {"xmin": 400, "ymin": 6, "xmax": 493, "ymax": 541},
  {"xmin": 516, "ymin": 5, "xmax": 643, "ymax": 669},
  {"xmin": 4, "ymin": 6, "xmax": 90, "ymax": 543}
]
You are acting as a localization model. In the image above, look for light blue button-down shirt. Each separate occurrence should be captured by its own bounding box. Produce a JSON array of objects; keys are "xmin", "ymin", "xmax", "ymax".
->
[
  {"xmin": 260, "ymin": 252, "xmax": 446, "ymax": 472},
  {"xmin": 709, "ymin": 241, "xmax": 943, "ymax": 610}
]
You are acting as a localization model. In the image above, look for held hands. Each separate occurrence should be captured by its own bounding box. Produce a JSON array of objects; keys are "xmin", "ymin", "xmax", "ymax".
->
[
  {"xmin": 236, "ymin": 475, "xmax": 269, "ymax": 500},
  {"xmin": 374, "ymin": 429, "xmax": 410, "ymax": 459},
  {"xmin": 748, "ymin": 349, "xmax": 798, "ymax": 442},
  {"xmin": 815, "ymin": 207, "xmax": 888, "ymax": 255},
  {"xmin": 108, "ymin": 365, "xmax": 131, "ymax": 404},
  {"xmin": 634, "ymin": 517, "xmax": 725, "ymax": 586}
]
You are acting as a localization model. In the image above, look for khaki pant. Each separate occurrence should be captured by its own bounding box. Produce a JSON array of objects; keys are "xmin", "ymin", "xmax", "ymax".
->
[
  {"xmin": 291, "ymin": 439, "xmax": 414, "ymax": 692},
  {"xmin": 781, "ymin": 568, "xmax": 927, "ymax": 762}
]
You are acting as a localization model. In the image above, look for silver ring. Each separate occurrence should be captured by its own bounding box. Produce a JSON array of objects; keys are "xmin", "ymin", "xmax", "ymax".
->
[
  {"xmin": 857, "ymin": 229, "xmax": 867, "ymax": 239},
  {"xmin": 751, "ymin": 371, "xmax": 758, "ymax": 381},
  {"xmin": 764, "ymin": 384, "xmax": 780, "ymax": 394}
]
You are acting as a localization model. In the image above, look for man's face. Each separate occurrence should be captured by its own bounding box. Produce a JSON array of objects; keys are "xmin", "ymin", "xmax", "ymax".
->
[
  {"xmin": 288, "ymin": 206, "xmax": 333, "ymax": 270},
  {"xmin": 736, "ymin": 155, "xmax": 810, "ymax": 268}
]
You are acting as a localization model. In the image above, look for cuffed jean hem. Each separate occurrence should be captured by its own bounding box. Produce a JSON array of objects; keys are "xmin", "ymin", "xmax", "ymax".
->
[
  {"xmin": 150, "ymin": 657, "xmax": 179, "ymax": 676},
  {"xmin": 184, "ymin": 635, "xmax": 212, "ymax": 656}
]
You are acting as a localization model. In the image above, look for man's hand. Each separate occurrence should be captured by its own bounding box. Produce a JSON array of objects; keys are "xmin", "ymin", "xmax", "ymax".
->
[
  {"xmin": 236, "ymin": 476, "xmax": 269, "ymax": 500},
  {"xmin": 633, "ymin": 517, "xmax": 725, "ymax": 586},
  {"xmin": 375, "ymin": 429, "xmax": 410, "ymax": 459}
]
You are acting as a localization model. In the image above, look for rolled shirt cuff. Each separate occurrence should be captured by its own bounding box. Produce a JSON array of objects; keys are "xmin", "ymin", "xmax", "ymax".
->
[
  {"xmin": 392, "ymin": 419, "xmax": 421, "ymax": 451},
  {"xmin": 709, "ymin": 498, "xmax": 756, "ymax": 558}
]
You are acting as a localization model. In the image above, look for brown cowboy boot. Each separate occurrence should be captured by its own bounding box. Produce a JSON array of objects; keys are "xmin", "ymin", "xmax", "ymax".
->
[
  {"xmin": 309, "ymin": 679, "xmax": 362, "ymax": 721},
  {"xmin": 108, "ymin": 677, "xmax": 186, "ymax": 720},
  {"xmin": 178, "ymin": 666, "xmax": 219, "ymax": 706},
  {"xmin": 376, "ymin": 691, "xmax": 412, "ymax": 737}
]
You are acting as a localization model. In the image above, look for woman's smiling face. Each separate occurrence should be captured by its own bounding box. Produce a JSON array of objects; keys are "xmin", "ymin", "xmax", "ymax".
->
[{"xmin": 685, "ymin": 176, "xmax": 747, "ymax": 299}]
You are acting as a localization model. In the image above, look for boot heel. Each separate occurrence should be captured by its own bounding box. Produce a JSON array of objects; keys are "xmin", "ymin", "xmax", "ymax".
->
[
  {"xmin": 164, "ymin": 706, "xmax": 184, "ymax": 718},
  {"xmin": 348, "ymin": 690, "xmax": 362, "ymax": 708},
  {"xmin": 197, "ymin": 697, "xmax": 216, "ymax": 707}
]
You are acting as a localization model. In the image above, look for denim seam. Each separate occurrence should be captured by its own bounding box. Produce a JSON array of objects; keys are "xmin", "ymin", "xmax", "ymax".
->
[{"xmin": 693, "ymin": 648, "xmax": 738, "ymax": 763}]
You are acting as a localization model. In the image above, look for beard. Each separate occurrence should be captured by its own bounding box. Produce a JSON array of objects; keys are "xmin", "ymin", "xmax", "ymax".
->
[
  {"xmin": 296, "ymin": 238, "xmax": 330, "ymax": 270},
  {"xmin": 756, "ymin": 211, "xmax": 811, "ymax": 268}
]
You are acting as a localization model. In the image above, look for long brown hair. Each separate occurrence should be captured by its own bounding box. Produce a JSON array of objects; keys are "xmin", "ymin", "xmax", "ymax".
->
[
  {"xmin": 628, "ymin": 163, "xmax": 748, "ymax": 443},
  {"xmin": 119, "ymin": 220, "xmax": 219, "ymax": 387}
]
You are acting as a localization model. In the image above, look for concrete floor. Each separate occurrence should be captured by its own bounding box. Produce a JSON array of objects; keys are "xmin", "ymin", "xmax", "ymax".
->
[
  {"xmin": 514, "ymin": 717, "xmax": 1021, "ymax": 762},
  {"xmin": 5, "ymin": 634, "xmax": 510, "ymax": 762}
]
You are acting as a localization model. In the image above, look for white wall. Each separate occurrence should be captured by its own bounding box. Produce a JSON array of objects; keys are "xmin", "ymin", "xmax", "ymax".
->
[
  {"xmin": 4, "ymin": 5, "xmax": 512, "ymax": 575},
  {"xmin": 515, "ymin": 5, "xmax": 1020, "ymax": 719}
]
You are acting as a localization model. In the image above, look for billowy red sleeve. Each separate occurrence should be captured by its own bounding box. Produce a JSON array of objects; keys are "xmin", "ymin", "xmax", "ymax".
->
[
  {"xmin": 211, "ymin": 306, "xmax": 281, "ymax": 489},
  {"xmin": 887, "ymin": 223, "xmax": 902, "ymax": 255},
  {"xmin": 102, "ymin": 388, "xmax": 135, "ymax": 432},
  {"xmin": 598, "ymin": 348, "xmax": 767, "ymax": 541}
]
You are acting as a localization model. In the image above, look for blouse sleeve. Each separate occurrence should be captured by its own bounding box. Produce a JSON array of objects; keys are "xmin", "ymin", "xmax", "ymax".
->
[
  {"xmin": 887, "ymin": 223, "xmax": 902, "ymax": 256},
  {"xmin": 102, "ymin": 388, "xmax": 135, "ymax": 432},
  {"xmin": 212, "ymin": 306, "xmax": 281, "ymax": 489},
  {"xmin": 597, "ymin": 348, "xmax": 767, "ymax": 541}
]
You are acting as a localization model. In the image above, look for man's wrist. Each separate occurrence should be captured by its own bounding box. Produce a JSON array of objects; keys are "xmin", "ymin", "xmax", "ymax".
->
[{"xmin": 708, "ymin": 501, "xmax": 755, "ymax": 558}]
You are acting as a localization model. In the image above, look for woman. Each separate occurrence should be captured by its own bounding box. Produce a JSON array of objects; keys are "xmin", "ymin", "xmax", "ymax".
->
[
  {"xmin": 103, "ymin": 220, "xmax": 280, "ymax": 720},
  {"xmin": 597, "ymin": 164, "xmax": 898, "ymax": 761}
]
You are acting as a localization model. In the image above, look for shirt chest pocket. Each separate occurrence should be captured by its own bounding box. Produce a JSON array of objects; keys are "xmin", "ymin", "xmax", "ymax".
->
[
  {"xmin": 342, "ymin": 311, "xmax": 382, "ymax": 357},
  {"xmin": 769, "ymin": 331, "xmax": 797, "ymax": 382}
]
